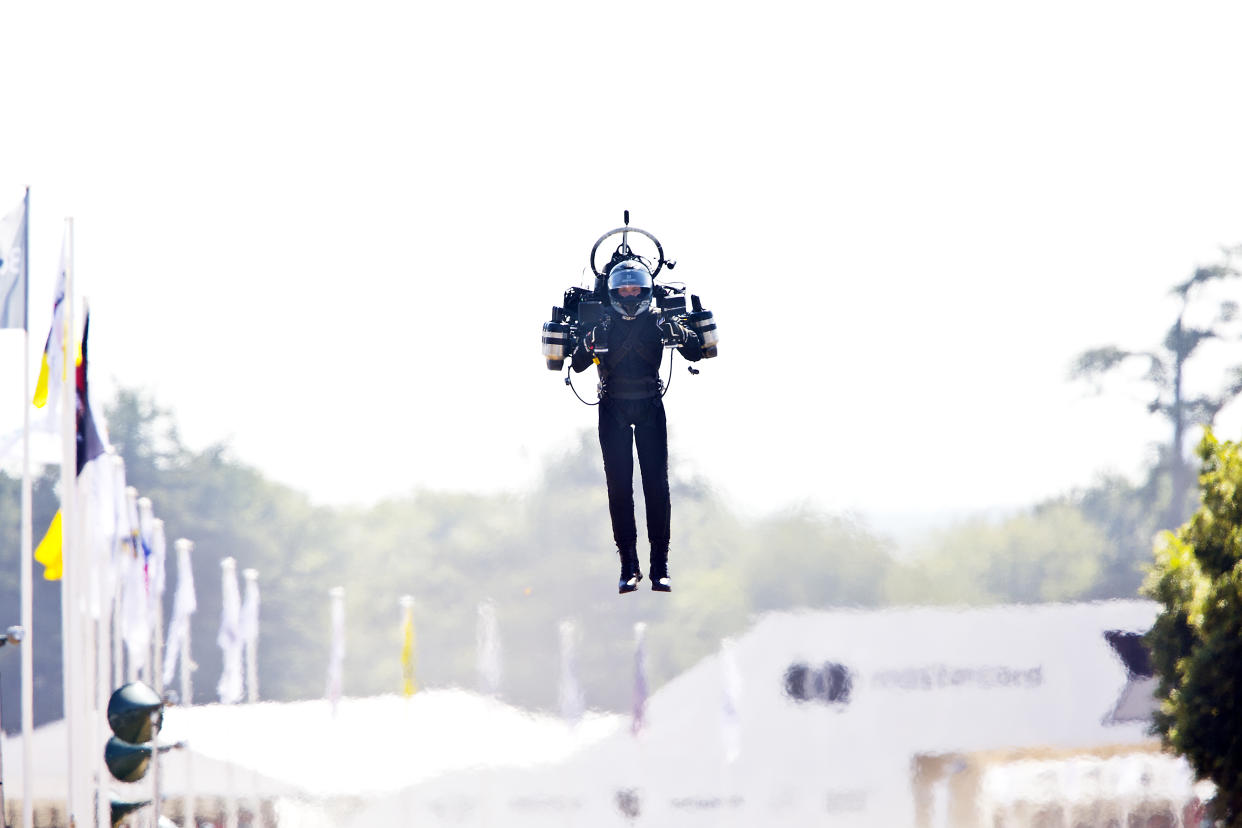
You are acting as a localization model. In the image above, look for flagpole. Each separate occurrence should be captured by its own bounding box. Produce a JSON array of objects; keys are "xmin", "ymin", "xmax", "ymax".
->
[
  {"xmin": 58, "ymin": 217, "xmax": 85, "ymax": 826},
  {"xmin": 124, "ymin": 486, "xmax": 142, "ymax": 684},
  {"xmin": 18, "ymin": 186, "xmax": 33, "ymax": 828},
  {"xmin": 96, "ymin": 531, "xmax": 112, "ymax": 828},
  {"xmin": 154, "ymin": 518, "xmax": 166, "ymax": 697},
  {"xmin": 111, "ymin": 456, "xmax": 126, "ymax": 691}
]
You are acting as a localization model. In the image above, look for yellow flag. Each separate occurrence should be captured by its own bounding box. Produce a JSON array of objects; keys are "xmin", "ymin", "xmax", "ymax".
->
[
  {"xmin": 401, "ymin": 602, "xmax": 417, "ymax": 697},
  {"xmin": 34, "ymin": 510, "xmax": 63, "ymax": 581},
  {"xmin": 32, "ymin": 350, "xmax": 51, "ymax": 408}
]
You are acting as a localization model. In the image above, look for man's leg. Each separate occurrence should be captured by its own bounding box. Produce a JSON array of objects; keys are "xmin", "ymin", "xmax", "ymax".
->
[
  {"xmin": 599, "ymin": 401, "xmax": 641, "ymax": 592},
  {"xmin": 634, "ymin": 398, "xmax": 671, "ymax": 591}
]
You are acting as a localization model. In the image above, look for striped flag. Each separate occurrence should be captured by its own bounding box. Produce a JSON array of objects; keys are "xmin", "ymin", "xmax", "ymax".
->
[{"xmin": 32, "ymin": 235, "xmax": 68, "ymax": 413}]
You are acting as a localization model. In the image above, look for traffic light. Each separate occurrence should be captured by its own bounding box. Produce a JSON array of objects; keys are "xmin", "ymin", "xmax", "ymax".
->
[
  {"xmin": 108, "ymin": 794, "xmax": 150, "ymax": 827},
  {"xmin": 104, "ymin": 682, "xmax": 182, "ymax": 827},
  {"xmin": 107, "ymin": 796, "xmax": 178, "ymax": 828}
]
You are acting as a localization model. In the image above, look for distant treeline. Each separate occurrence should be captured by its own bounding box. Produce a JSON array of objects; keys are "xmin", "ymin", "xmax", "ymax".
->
[{"xmin": 0, "ymin": 389, "xmax": 1187, "ymax": 729}]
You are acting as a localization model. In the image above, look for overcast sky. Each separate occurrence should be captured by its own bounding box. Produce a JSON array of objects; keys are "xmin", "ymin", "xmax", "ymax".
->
[{"xmin": 3, "ymin": 1, "xmax": 1242, "ymax": 535}]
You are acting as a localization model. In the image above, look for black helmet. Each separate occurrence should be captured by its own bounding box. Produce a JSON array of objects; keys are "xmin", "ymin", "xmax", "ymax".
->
[{"xmin": 607, "ymin": 260, "xmax": 654, "ymax": 318}]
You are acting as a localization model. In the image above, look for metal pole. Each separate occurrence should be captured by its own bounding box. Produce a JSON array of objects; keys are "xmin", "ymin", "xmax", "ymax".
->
[
  {"xmin": 1, "ymin": 666, "xmax": 8, "ymax": 828},
  {"xmin": 58, "ymin": 217, "xmax": 86, "ymax": 827},
  {"xmin": 95, "ymin": 612, "xmax": 109, "ymax": 828},
  {"xmin": 224, "ymin": 761, "xmax": 238, "ymax": 828},
  {"xmin": 150, "ymin": 709, "xmax": 161, "ymax": 828},
  {"xmin": 152, "ymin": 519, "xmax": 166, "ymax": 701},
  {"xmin": 18, "ymin": 187, "xmax": 33, "ymax": 828},
  {"xmin": 111, "ymin": 456, "xmax": 126, "ymax": 692},
  {"xmin": 125, "ymin": 487, "xmax": 140, "ymax": 685},
  {"xmin": 0, "ymin": 630, "xmax": 27, "ymax": 828}
]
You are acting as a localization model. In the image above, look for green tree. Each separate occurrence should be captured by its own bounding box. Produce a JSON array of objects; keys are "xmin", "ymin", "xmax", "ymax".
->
[
  {"xmin": 1144, "ymin": 430, "xmax": 1242, "ymax": 821},
  {"xmin": 1072, "ymin": 250, "xmax": 1242, "ymax": 528}
]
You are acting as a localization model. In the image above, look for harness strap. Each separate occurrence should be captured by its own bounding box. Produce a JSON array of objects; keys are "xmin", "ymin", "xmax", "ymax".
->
[{"xmin": 604, "ymin": 319, "xmax": 662, "ymax": 369}]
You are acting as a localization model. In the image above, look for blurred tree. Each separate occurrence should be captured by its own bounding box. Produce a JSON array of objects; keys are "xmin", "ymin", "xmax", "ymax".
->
[
  {"xmin": 1071, "ymin": 249, "xmax": 1242, "ymax": 528},
  {"xmin": 743, "ymin": 509, "xmax": 891, "ymax": 611},
  {"xmin": 104, "ymin": 389, "xmax": 347, "ymax": 705},
  {"xmin": 887, "ymin": 502, "xmax": 1106, "ymax": 605},
  {"xmin": 17, "ymin": 384, "xmax": 1168, "ymax": 723},
  {"xmin": 1145, "ymin": 430, "xmax": 1242, "ymax": 822}
]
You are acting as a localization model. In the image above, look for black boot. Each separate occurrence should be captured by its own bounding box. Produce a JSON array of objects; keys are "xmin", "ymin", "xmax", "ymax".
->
[
  {"xmin": 650, "ymin": 545, "xmax": 671, "ymax": 592},
  {"xmin": 618, "ymin": 545, "xmax": 643, "ymax": 594}
]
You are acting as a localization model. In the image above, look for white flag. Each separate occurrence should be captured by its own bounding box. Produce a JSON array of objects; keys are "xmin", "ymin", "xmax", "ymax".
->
[
  {"xmin": 82, "ymin": 451, "xmax": 119, "ymax": 619},
  {"xmin": 558, "ymin": 619, "xmax": 584, "ymax": 726},
  {"xmin": 217, "ymin": 558, "xmax": 243, "ymax": 704},
  {"xmin": 110, "ymin": 460, "xmax": 134, "ymax": 610},
  {"xmin": 326, "ymin": 587, "xmax": 345, "ymax": 712},
  {"xmin": 632, "ymin": 622, "xmax": 648, "ymax": 737},
  {"xmin": 162, "ymin": 540, "xmax": 197, "ymax": 689},
  {"xmin": 149, "ymin": 517, "xmax": 167, "ymax": 613},
  {"xmin": 120, "ymin": 489, "xmax": 149, "ymax": 674},
  {"xmin": 476, "ymin": 601, "xmax": 501, "ymax": 696},
  {"xmin": 0, "ymin": 193, "xmax": 26, "ymax": 329},
  {"xmin": 720, "ymin": 638, "xmax": 742, "ymax": 763},
  {"xmin": 242, "ymin": 568, "xmax": 260, "ymax": 702}
]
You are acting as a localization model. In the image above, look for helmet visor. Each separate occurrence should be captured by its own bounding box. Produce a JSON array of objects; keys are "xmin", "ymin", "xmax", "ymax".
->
[
  {"xmin": 607, "ymin": 264, "xmax": 653, "ymax": 293},
  {"xmin": 607, "ymin": 263, "xmax": 654, "ymax": 317}
]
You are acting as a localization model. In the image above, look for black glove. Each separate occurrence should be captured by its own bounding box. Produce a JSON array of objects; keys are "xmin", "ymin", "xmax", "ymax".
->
[
  {"xmin": 583, "ymin": 324, "xmax": 609, "ymax": 355},
  {"xmin": 658, "ymin": 315, "xmax": 693, "ymax": 347}
]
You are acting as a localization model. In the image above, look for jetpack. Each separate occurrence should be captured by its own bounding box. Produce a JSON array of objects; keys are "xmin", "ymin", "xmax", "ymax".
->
[{"xmin": 541, "ymin": 212, "xmax": 719, "ymax": 400}]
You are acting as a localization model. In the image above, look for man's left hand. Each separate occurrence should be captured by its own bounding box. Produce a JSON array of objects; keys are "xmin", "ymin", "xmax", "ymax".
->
[{"xmin": 658, "ymin": 315, "xmax": 691, "ymax": 347}]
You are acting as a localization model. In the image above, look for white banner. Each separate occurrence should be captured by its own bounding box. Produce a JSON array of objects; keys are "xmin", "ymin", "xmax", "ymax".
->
[
  {"xmin": 217, "ymin": 557, "xmax": 243, "ymax": 704},
  {"xmin": 0, "ymin": 193, "xmax": 26, "ymax": 329}
]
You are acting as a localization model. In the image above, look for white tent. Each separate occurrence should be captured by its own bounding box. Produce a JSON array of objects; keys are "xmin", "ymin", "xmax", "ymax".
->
[
  {"xmin": 348, "ymin": 600, "xmax": 1185, "ymax": 827},
  {"xmin": 2, "ymin": 690, "xmax": 623, "ymax": 826},
  {"xmin": 4, "ymin": 601, "xmax": 1196, "ymax": 827}
]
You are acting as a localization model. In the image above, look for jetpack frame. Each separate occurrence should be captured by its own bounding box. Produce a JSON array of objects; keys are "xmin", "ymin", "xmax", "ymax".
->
[{"xmin": 542, "ymin": 212, "xmax": 719, "ymax": 404}]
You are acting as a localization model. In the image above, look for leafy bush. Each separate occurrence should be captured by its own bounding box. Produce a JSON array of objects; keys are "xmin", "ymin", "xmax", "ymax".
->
[{"xmin": 1145, "ymin": 430, "xmax": 1242, "ymax": 821}]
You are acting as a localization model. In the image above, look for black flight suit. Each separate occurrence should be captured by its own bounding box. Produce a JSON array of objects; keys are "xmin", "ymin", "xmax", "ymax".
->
[{"xmin": 572, "ymin": 309, "xmax": 702, "ymax": 575}]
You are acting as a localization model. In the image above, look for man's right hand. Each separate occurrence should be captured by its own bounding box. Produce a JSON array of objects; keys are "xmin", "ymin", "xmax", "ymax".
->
[{"xmin": 583, "ymin": 326, "xmax": 601, "ymax": 352}]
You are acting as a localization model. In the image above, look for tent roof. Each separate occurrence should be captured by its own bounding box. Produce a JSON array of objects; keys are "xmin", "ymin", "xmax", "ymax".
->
[{"xmin": 1, "ymin": 689, "xmax": 623, "ymax": 806}]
